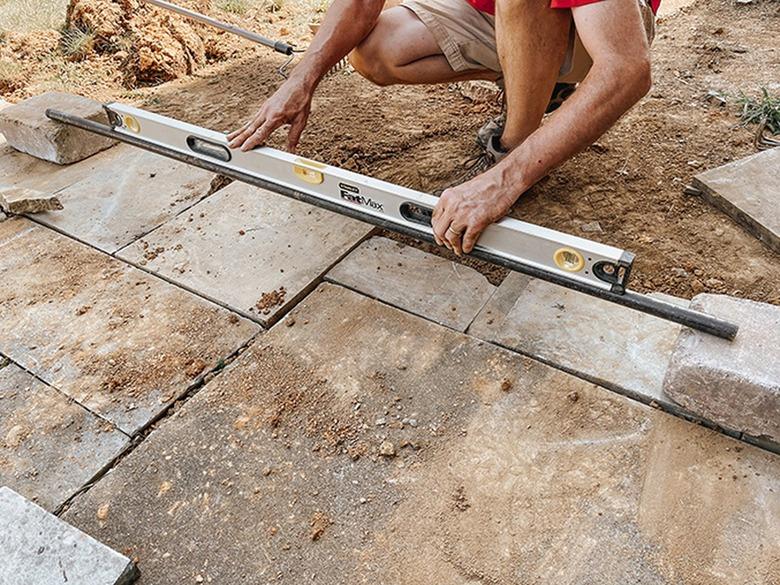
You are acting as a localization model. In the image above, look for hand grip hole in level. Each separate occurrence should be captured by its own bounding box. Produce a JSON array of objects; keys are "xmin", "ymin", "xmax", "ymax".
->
[
  {"xmin": 187, "ymin": 136, "xmax": 231, "ymax": 162},
  {"xmin": 400, "ymin": 202, "xmax": 433, "ymax": 227}
]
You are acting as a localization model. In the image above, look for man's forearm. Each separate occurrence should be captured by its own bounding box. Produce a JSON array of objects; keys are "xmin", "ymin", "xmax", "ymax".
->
[
  {"xmin": 492, "ymin": 60, "xmax": 652, "ymax": 197},
  {"xmin": 291, "ymin": 0, "xmax": 384, "ymax": 90}
]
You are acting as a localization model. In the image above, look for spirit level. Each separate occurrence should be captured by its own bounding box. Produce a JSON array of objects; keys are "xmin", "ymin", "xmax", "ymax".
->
[{"xmin": 46, "ymin": 105, "xmax": 739, "ymax": 340}]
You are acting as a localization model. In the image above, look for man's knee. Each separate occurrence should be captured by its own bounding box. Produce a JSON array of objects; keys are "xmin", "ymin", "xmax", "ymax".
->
[{"xmin": 349, "ymin": 43, "xmax": 397, "ymax": 87}]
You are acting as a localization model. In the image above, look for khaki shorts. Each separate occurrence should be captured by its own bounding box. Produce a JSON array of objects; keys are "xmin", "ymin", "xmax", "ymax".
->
[{"xmin": 400, "ymin": 0, "xmax": 656, "ymax": 83}]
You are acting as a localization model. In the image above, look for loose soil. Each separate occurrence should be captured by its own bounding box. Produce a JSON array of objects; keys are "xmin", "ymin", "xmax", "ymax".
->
[{"xmin": 3, "ymin": 0, "xmax": 779, "ymax": 302}]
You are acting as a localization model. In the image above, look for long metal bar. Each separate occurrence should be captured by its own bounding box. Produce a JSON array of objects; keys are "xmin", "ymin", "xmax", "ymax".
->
[
  {"xmin": 46, "ymin": 108, "xmax": 740, "ymax": 340},
  {"xmin": 140, "ymin": 0, "xmax": 294, "ymax": 55}
]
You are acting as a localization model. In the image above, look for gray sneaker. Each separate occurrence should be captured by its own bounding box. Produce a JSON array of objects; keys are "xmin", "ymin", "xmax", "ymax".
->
[{"xmin": 475, "ymin": 82, "xmax": 577, "ymax": 149}]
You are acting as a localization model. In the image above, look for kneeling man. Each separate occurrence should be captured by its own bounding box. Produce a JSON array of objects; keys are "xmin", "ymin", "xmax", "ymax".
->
[{"xmin": 229, "ymin": 0, "xmax": 659, "ymax": 255}]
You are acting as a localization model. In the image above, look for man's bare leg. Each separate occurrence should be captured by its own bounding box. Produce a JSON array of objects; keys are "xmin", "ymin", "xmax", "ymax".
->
[
  {"xmin": 349, "ymin": 7, "xmax": 497, "ymax": 86},
  {"xmin": 495, "ymin": 0, "xmax": 571, "ymax": 150}
]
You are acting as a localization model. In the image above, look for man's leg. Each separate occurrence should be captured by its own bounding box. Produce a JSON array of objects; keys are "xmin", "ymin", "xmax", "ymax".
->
[
  {"xmin": 495, "ymin": 0, "xmax": 572, "ymax": 150},
  {"xmin": 349, "ymin": 6, "xmax": 497, "ymax": 86}
]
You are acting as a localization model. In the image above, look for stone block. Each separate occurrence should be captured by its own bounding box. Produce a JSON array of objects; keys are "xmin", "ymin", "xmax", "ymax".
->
[
  {"xmin": 469, "ymin": 273, "xmax": 684, "ymax": 407},
  {"xmin": 693, "ymin": 148, "xmax": 780, "ymax": 254},
  {"xmin": 0, "ymin": 363, "xmax": 129, "ymax": 511},
  {"xmin": 117, "ymin": 181, "xmax": 372, "ymax": 325},
  {"xmin": 0, "ymin": 186, "xmax": 63, "ymax": 214},
  {"xmin": 0, "ymin": 218, "xmax": 260, "ymax": 435},
  {"xmin": 0, "ymin": 92, "xmax": 116, "ymax": 165},
  {"xmin": 0, "ymin": 487, "xmax": 138, "ymax": 585},
  {"xmin": 325, "ymin": 236, "xmax": 495, "ymax": 331},
  {"xmin": 663, "ymin": 293, "xmax": 780, "ymax": 442}
]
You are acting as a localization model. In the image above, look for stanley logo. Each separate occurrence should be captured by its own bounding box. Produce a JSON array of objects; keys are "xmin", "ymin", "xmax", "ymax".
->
[{"xmin": 339, "ymin": 182, "xmax": 384, "ymax": 212}]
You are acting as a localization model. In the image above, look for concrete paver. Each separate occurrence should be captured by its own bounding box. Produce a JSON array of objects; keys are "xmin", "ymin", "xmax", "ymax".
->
[
  {"xmin": 33, "ymin": 145, "xmax": 215, "ymax": 253},
  {"xmin": 325, "ymin": 236, "xmax": 496, "ymax": 331},
  {"xmin": 0, "ymin": 218, "xmax": 259, "ymax": 435},
  {"xmin": 693, "ymin": 148, "xmax": 780, "ymax": 253},
  {"xmin": 0, "ymin": 92, "xmax": 116, "ymax": 164},
  {"xmin": 664, "ymin": 293, "xmax": 780, "ymax": 444},
  {"xmin": 0, "ymin": 362, "xmax": 129, "ymax": 511},
  {"xmin": 117, "ymin": 181, "xmax": 372, "ymax": 325},
  {"xmin": 63, "ymin": 284, "xmax": 780, "ymax": 585},
  {"xmin": 0, "ymin": 487, "xmax": 138, "ymax": 585},
  {"xmin": 469, "ymin": 273, "xmax": 684, "ymax": 408}
]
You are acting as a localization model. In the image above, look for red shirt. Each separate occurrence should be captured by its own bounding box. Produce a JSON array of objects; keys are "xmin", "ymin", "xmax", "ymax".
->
[{"xmin": 468, "ymin": 0, "xmax": 660, "ymax": 15}]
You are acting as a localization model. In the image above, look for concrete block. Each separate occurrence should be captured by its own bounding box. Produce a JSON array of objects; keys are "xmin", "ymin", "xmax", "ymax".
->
[
  {"xmin": 0, "ymin": 487, "xmax": 138, "ymax": 585},
  {"xmin": 469, "ymin": 273, "xmax": 684, "ymax": 407},
  {"xmin": 62, "ymin": 284, "xmax": 780, "ymax": 585},
  {"xmin": 117, "ymin": 181, "xmax": 372, "ymax": 325},
  {"xmin": 325, "ymin": 236, "xmax": 496, "ymax": 331},
  {"xmin": 693, "ymin": 148, "xmax": 780, "ymax": 253},
  {"xmin": 0, "ymin": 218, "xmax": 259, "ymax": 435},
  {"xmin": 0, "ymin": 92, "xmax": 116, "ymax": 165},
  {"xmin": 0, "ymin": 363, "xmax": 129, "ymax": 511},
  {"xmin": 34, "ymin": 145, "xmax": 215, "ymax": 253},
  {"xmin": 0, "ymin": 187, "xmax": 63, "ymax": 214},
  {"xmin": 663, "ymin": 294, "xmax": 780, "ymax": 442}
]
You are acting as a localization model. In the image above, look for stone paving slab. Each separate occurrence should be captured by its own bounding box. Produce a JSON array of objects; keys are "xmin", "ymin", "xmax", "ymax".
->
[
  {"xmin": 693, "ymin": 148, "xmax": 780, "ymax": 254},
  {"xmin": 117, "ymin": 181, "xmax": 372, "ymax": 325},
  {"xmin": 0, "ymin": 218, "xmax": 259, "ymax": 435},
  {"xmin": 0, "ymin": 362, "xmax": 129, "ymax": 512},
  {"xmin": 63, "ymin": 284, "xmax": 780, "ymax": 585},
  {"xmin": 664, "ymin": 294, "xmax": 780, "ymax": 444},
  {"xmin": 469, "ymin": 273, "xmax": 686, "ymax": 409},
  {"xmin": 325, "ymin": 236, "xmax": 495, "ymax": 331},
  {"xmin": 0, "ymin": 487, "xmax": 138, "ymax": 585},
  {"xmin": 32, "ymin": 145, "xmax": 215, "ymax": 254}
]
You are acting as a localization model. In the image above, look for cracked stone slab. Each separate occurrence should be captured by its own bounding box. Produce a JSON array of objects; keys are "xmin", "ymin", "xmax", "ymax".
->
[
  {"xmin": 0, "ymin": 362, "xmax": 129, "ymax": 512},
  {"xmin": 0, "ymin": 218, "xmax": 259, "ymax": 435},
  {"xmin": 117, "ymin": 181, "xmax": 372, "ymax": 325},
  {"xmin": 0, "ymin": 92, "xmax": 116, "ymax": 164},
  {"xmin": 0, "ymin": 487, "xmax": 138, "ymax": 585},
  {"xmin": 693, "ymin": 148, "xmax": 780, "ymax": 254},
  {"xmin": 63, "ymin": 284, "xmax": 780, "ymax": 585},
  {"xmin": 469, "ymin": 273, "xmax": 686, "ymax": 409},
  {"xmin": 664, "ymin": 294, "xmax": 780, "ymax": 444},
  {"xmin": 31, "ymin": 145, "xmax": 215, "ymax": 253},
  {"xmin": 325, "ymin": 236, "xmax": 495, "ymax": 331}
]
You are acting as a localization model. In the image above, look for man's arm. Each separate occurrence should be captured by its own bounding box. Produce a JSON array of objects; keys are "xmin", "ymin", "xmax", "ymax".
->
[
  {"xmin": 228, "ymin": 0, "xmax": 384, "ymax": 152},
  {"xmin": 432, "ymin": 0, "xmax": 652, "ymax": 255}
]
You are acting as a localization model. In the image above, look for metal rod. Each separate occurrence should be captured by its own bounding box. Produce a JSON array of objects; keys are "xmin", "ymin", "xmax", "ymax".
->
[
  {"xmin": 140, "ymin": 0, "xmax": 294, "ymax": 55},
  {"xmin": 45, "ymin": 109, "xmax": 740, "ymax": 341}
]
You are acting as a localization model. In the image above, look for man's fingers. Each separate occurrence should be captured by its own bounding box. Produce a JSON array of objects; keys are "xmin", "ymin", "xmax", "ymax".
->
[
  {"xmin": 431, "ymin": 211, "xmax": 451, "ymax": 249},
  {"xmin": 228, "ymin": 118, "xmax": 263, "ymax": 149},
  {"xmin": 286, "ymin": 116, "xmax": 307, "ymax": 153},
  {"xmin": 226, "ymin": 124, "xmax": 248, "ymax": 141},
  {"xmin": 462, "ymin": 223, "xmax": 483, "ymax": 255},
  {"xmin": 240, "ymin": 118, "xmax": 281, "ymax": 152},
  {"xmin": 445, "ymin": 224, "xmax": 466, "ymax": 256}
]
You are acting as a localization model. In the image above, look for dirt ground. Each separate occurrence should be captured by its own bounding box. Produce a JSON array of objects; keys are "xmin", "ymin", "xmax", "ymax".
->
[{"xmin": 2, "ymin": 0, "xmax": 779, "ymax": 302}]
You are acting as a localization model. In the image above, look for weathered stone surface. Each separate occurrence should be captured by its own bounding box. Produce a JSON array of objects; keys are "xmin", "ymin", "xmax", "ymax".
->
[
  {"xmin": 325, "ymin": 236, "xmax": 495, "ymax": 331},
  {"xmin": 0, "ymin": 92, "xmax": 116, "ymax": 164},
  {"xmin": 0, "ymin": 140, "xmax": 121, "ymax": 197},
  {"xmin": 693, "ymin": 148, "xmax": 780, "ymax": 253},
  {"xmin": 0, "ymin": 186, "xmax": 63, "ymax": 214},
  {"xmin": 117, "ymin": 181, "xmax": 372, "ymax": 325},
  {"xmin": 63, "ymin": 284, "xmax": 780, "ymax": 585},
  {"xmin": 34, "ymin": 145, "xmax": 215, "ymax": 253},
  {"xmin": 469, "ymin": 273, "xmax": 684, "ymax": 407},
  {"xmin": 0, "ymin": 362, "xmax": 129, "ymax": 511},
  {"xmin": 0, "ymin": 218, "xmax": 259, "ymax": 435},
  {"xmin": 0, "ymin": 487, "xmax": 138, "ymax": 585},
  {"xmin": 664, "ymin": 293, "xmax": 780, "ymax": 443},
  {"xmin": 0, "ymin": 98, "xmax": 11, "ymax": 147}
]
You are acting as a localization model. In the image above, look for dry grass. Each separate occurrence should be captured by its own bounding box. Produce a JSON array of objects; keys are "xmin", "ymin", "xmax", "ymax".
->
[{"xmin": 0, "ymin": 0, "xmax": 70, "ymax": 33}]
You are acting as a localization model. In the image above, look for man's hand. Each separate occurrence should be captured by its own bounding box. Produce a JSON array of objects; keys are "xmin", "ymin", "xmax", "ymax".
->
[
  {"xmin": 227, "ymin": 79, "xmax": 313, "ymax": 152},
  {"xmin": 431, "ymin": 170, "xmax": 517, "ymax": 256}
]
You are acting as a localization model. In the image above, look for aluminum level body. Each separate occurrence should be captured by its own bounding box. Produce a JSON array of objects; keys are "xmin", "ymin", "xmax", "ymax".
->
[{"xmin": 104, "ymin": 103, "xmax": 633, "ymax": 293}]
